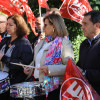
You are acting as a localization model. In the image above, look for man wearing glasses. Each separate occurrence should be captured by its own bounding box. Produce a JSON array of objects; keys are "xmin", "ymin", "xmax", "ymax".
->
[{"xmin": 0, "ymin": 14, "xmax": 10, "ymax": 42}]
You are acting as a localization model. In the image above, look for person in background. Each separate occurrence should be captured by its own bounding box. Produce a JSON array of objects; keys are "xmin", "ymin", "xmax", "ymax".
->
[
  {"xmin": 27, "ymin": 14, "xmax": 74, "ymax": 100},
  {"xmin": 24, "ymin": 14, "xmax": 46, "ymax": 82},
  {"xmin": 0, "ymin": 14, "xmax": 10, "ymax": 42},
  {"xmin": 31, "ymin": 14, "xmax": 45, "ymax": 49},
  {"xmin": 77, "ymin": 10, "xmax": 100, "ymax": 95}
]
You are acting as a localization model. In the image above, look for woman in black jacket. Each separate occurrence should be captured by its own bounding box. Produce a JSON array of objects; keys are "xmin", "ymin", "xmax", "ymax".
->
[{"xmin": 0, "ymin": 14, "xmax": 33, "ymax": 85}]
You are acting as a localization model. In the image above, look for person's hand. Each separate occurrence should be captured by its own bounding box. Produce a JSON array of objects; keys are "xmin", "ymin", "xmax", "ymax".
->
[
  {"xmin": 37, "ymin": 65, "xmax": 48, "ymax": 74},
  {"xmin": 40, "ymin": 32, "xmax": 45, "ymax": 40},
  {"xmin": 24, "ymin": 67, "xmax": 31, "ymax": 75},
  {"xmin": 0, "ymin": 51, "xmax": 4, "ymax": 60}
]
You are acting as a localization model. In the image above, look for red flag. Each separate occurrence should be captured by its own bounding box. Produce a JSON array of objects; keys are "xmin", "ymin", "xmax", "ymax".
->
[
  {"xmin": 38, "ymin": 0, "xmax": 49, "ymax": 9},
  {"xmin": 10, "ymin": 0, "xmax": 27, "ymax": 16},
  {"xmin": 13, "ymin": 0, "xmax": 37, "ymax": 35},
  {"xmin": 60, "ymin": 58, "xmax": 100, "ymax": 100},
  {"xmin": 0, "ymin": 0, "xmax": 19, "ymax": 16},
  {"xmin": 59, "ymin": 0, "xmax": 92, "ymax": 24},
  {"xmin": 23, "ymin": 2, "xmax": 38, "ymax": 36}
]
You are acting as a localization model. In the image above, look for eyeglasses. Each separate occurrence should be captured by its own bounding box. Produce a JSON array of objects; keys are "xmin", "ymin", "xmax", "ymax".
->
[{"xmin": 0, "ymin": 21, "xmax": 6, "ymax": 24}]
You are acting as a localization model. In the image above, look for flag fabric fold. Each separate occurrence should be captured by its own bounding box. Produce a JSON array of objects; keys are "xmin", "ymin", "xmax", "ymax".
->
[
  {"xmin": 60, "ymin": 58, "xmax": 100, "ymax": 100},
  {"xmin": 22, "ymin": 2, "xmax": 38, "ymax": 36},
  {"xmin": 59, "ymin": 0, "xmax": 92, "ymax": 24},
  {"xmin": 38, "ymin": 0, "xmax": 49, "ymax": 9},
  {"xmin": 0, "ymin": 0, "xmax": 19, "ymax": 16}
]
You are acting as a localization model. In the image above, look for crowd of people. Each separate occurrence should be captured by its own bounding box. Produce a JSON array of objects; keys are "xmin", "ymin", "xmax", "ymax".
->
[{"xmin": 0, "ymin": 8, "xmax": 100, "ymax": 100}]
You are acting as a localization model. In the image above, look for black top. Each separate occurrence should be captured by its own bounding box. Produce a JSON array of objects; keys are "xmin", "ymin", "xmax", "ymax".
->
[
  {"xmin": 77, "ymin": 33, "xmax": 100, "ymax": 95},
  {"xmin": 0, "ymin": 37, "xmax": 33, "ymax": 85},
  {"xmin": 0, "ymin": 31, "xmax": 8, "ymax": 39}
]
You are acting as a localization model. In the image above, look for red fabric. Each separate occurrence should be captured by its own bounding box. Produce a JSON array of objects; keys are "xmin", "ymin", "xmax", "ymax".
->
[
  {"xmin": 0, "ymin": 0, "xmax": 19, "ymax": 16},
  {"xmin": 16, "ymin": 0, "xmax": 38, "ymax": 36},
  {"xmin": 22, "ymin": 2, "xmax": 38, "ymax": 36},
  {"xmin": 12, "ymin": 0, "xmax": 37, "ymax": 35},
  {"xmin": 0, "ymin": 35, "xmax": 2, "ymax": 42},
  {"xmin": 60, "ymin": 58, "xmax": 100, "ymax": 100},
  {"xmin": 38, "ymin": 0, "xmax": 49, "ymax": 9},
  {"xmin": 59, "ymin": 0, "xmax": 92, "ymax": 24},
  {"xmin": 10, "ymin": 0, "xmax": 26, "ymax": 16},
  {"xmin": 30, "ymin": 69, "xmax": 35, "ymax": 81}
]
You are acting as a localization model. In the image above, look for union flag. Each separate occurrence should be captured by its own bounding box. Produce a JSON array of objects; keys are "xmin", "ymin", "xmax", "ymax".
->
[
  {"xmin": 38, "ymin": 0, "xmax": 49, "ymax": 9},
  {"xmin": 59, "ymin": 0, "xmax": 92, "ymax": 24},
  {"xmin": 60, "ymin": 58, "xmax": 100, "ymax": 100},
  {"xmin": 0, "ymin": 0, "xmax": 19, "ymax": 16}
]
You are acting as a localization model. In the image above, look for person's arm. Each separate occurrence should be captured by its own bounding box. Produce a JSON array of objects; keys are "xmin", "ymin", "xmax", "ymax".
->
[{"xmin": 1, "ymin": 43, "xmax": 33, "ymax": 70}]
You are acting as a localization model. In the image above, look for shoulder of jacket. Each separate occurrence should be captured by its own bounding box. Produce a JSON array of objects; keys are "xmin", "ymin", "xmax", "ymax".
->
[
  {"xmin": 80, "ymin": 39, "xmax": 88, "ymax": 46},
  {"xmin": 2, "ymin": 37, "xmax": 11, "ymax": 43},
  {"xmin": 18, "ymin": 37, "xmax": 31, "ymax": 45},
  {"xmin": 62, "ymin": 37, "xmax": 72, "ymax": 46}
]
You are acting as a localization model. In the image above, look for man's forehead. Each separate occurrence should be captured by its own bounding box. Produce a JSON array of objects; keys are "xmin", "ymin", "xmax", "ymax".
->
[
  {"xmin": 0, "ymin": 16, "xmax": 7, "ymax": 21},
  {"xmin": 82, "ymin": 15, "xmax": 91, "ymax": 23},
  {"xmin": 83, "ymin": 15, "xmax": 91, "ymax": 20}
]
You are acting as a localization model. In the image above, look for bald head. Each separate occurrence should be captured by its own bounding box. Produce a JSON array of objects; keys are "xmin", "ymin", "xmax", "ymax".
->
[
  {"xmin": 0, "ymin": 14, "xmax": 7, "ymax": 21},
  {"xmin": 0, "ymin": 14, "xmax": 7, "ymax": 33}
]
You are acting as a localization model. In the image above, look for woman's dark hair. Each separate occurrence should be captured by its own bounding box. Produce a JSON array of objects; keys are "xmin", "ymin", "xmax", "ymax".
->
[{"xmin": 7, "ymin": 14, "xmax": 30, "ymax": 38}]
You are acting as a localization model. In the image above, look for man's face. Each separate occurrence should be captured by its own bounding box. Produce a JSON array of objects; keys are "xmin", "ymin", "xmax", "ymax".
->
[
  {"xmin": 0, "ymin": 16, "xmax": 7, "ymax": 33},
  {"xmin": 81, "ymin": 15, "xmax": 95, "ymax": 39},
  {"xmin": 35, "ymin": 17, "xmax": 43, "ymax": 34}
]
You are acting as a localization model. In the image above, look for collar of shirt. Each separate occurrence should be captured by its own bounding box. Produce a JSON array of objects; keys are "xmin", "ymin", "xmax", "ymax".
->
[{"xmin": 87, "ymin": 33, "xmax": 100, "ymax": 45}]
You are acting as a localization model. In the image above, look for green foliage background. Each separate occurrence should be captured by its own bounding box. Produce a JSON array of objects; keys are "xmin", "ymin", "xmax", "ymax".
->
[{"xmin": 28, "ymin": 0, "xmax": 100, "ymax": 63}]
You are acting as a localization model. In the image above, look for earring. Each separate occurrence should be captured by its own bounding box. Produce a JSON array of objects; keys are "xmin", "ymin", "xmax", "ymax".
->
[{"xmin": 53, "ymin": 28, "xmax": 55, "ymax": 32}]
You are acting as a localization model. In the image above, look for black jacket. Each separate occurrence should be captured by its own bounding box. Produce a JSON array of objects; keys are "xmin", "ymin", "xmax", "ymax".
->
[
  {"xmin": 77, "ymin": 33, "xmax": 100, "ymax": 95},
  {"xmin": 0, "ymin": 37, "xmax": 33, "ymax": 85}
]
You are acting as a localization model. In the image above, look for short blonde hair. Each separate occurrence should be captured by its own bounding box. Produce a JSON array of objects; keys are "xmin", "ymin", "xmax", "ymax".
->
[{"xmin": 43, "ymin": 14, "xmax": 68, "ymax": 37}]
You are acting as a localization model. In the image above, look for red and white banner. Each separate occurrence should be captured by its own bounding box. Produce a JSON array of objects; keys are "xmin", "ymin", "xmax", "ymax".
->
[
  {"xmin": 0, "ymin": 0, "xmax": 19, "ymax": 16},
  {"xmin": 12, "ymin": 0, "xmax": 37, "ymax": 35},
  {"xmin": 22, "ymin": 2, "xmax": 38, "ymax": 36},
  {"xmin": 60, "ymin": 58, "xmax": 100, "ymax": 100},
  {"xmin": 38, "ymin": 0, "xmax": 49, "ymax": 9},
  {"xmin": 59, "ymin": 0, "xmax": 92, "ymax": 24},
  {"xmin": 10, "ymin": 0, "xmax": 27, "ymax": 16}
]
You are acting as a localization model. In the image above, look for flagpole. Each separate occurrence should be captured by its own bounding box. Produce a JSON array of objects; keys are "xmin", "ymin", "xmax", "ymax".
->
[{"xmin": 39, "ymin": 6, "xmax": 43, "ymax": 34}]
